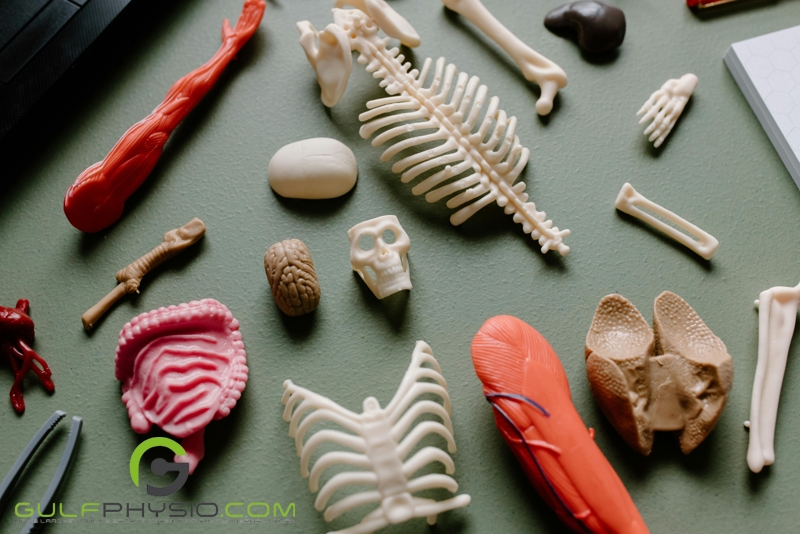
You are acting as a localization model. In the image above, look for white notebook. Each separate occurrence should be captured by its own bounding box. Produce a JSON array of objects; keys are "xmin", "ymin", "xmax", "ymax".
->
[{"xmin": 725, "ymin": 26, "xmax": 800, "ymax": 190}]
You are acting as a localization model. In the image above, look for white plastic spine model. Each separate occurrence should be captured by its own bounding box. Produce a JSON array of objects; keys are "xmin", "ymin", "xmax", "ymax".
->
[
  {"xmin": 746, "ymin": 283, "xmax": 800, "ymax": 473},
  {"xmin": 440, "ymin": 0, "xmax": 567, "ymax": 116},
  {"xmin": 297, "ymin": 4, "xmax": 570, "ymax": 256},
  {"xmin": 281, "ymin": 341, "xmax": 471, "ymax": 534},
  {"xmin": 637, "ymin": 73, "xmax": 698, "ymax": 148}
]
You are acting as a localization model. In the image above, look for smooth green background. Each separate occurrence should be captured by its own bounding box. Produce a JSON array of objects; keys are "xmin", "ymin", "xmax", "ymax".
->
[{"xmin": 1, "ymin": 0, "xmax": 800, "ymax": 532}]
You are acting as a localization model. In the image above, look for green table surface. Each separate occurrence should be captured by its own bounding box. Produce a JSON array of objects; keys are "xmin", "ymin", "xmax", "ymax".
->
[{"xmin": 2, "ymin": 0, "xmax": 800, "ymax": 532}]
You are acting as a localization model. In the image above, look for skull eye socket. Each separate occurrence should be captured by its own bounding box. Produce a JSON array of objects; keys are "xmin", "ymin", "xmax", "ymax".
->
[
  {"xmin": 359, "ymin": 234, "xmax": 375, "ymax": 251},
  {"xmin": 382, "ymin": 229, "xmax": 396, "ymax": 244}
]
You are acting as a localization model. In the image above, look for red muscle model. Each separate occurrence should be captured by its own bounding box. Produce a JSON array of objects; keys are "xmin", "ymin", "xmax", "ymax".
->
[
  {"xmin": 0, "ymin": 300, "xmax": 54, "ymax": 413},
  {"xmin": 64, "ymin": 0, "xmax": 266, "ymax": 233},
  {"xmin": 471, "ymin": 315, "xmax": 648, "ymax": 534}
]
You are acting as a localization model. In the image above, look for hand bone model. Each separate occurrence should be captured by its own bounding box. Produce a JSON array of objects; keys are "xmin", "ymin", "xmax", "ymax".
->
[
  {"xmin": 81, "ymin": 218, "xmax": 206, "ymax": 331},
  {"xmin": 281, "ymin": 341, "xmax": 471, "ymax": 534},
  {"xmin": 348, "ymin": 215, "xmax": 412, "ymax": 299},
  {"xmin": 637, "ymin": 73, "xmax": 698, "ymax": 148},
  {"xmin": 297, "ymin": 5, "xmax": 571, "ymax": 255},
  {"xmin": 63, "ymin": 0, "xmax": 265, "ymax": 233},
  {"xmin": 746, "ymin": 282, "xmax": 800, "ymax": 473},
  {"xmin": 441, "ymin": 0, "xmax": 568, "ymax": 116}
]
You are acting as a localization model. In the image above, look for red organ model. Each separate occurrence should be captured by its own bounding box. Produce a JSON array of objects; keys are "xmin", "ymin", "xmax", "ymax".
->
[
  {"xmin": 63, "ymin": 0, "xmax": 266, "ymax": 233},
  {"xmin": 0, "ymin": 300, "xmax": 54, "ymax": 413}
]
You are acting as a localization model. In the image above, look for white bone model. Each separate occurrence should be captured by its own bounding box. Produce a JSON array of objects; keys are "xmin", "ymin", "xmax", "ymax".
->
[
  {"xmin": 637, "ymin": 73, "xmax": 698, "ymax": 148},
  {"xmin": 281, "ymin": 341, "xmax": 471, "ymax": 534},
  {"xmin": 615, "ymin": 183, "xmax": 718, "ymax": 260},
  {"xmin": 746, "ymin": 283, "xmax": 800, "ymax": 473},
  {"xmin": 348, "ymin": 215, "xmax": 412, "ymax": 300},
  {"xmin": 297, "ymin": 3, "xmax": 570, "ymax": 256},
  {"xmin": 441, "ymin": 0, "xmax": 568, "ymax": 116}
]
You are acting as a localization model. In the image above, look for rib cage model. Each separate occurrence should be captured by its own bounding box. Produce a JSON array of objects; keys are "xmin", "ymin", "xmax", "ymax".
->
[
  {"xmin": 297, "ymin": 6, "xmax": 570, "ymax": 256},
  {"xmin": 281, "ymin": 341, "xmax": 471, "ymax": 534}
]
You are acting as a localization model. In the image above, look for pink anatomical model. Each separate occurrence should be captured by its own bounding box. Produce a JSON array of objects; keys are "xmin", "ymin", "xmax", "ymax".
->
[
  {"xmin": 0, "ymin": 300, "xmax": 54, "ymax": 413},
  {"xmin": 115, "ymin": 299, "xmax": 248, "ymax": 474},
  {"xmin": 64, "ymin": 0, "xmax": 265, "ymax": 233}
]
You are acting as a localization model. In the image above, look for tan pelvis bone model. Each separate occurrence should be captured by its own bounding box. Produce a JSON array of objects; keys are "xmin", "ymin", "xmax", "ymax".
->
[
  {"xmin": 586, "ymin": 292, "xmax": 733, "ymax": 455},
  {"xmin": 616, "ymin": 183, "xmax": 718, "ymax": 260},
  {"xmin": 638, "ymin": 73, "xmax": 698, "ymax": 148},
  {"xmin": 441, "ymin": 0, "xmax": 567, "ymax": 116},
  {"xmin": 81, "ymin": 218, "xmax": 206, "ymax": 331},
  {"xmin": 746, "ymin": 282, "xmax": 800, "ymax": 473},
  {"xmin": 297, "ymin": 5, "xmax": 570, "ymax": 255}
]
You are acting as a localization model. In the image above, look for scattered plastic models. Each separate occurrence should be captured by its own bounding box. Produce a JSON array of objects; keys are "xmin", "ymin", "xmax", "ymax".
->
[
  {"xmin": 63, "ymin": 0, "xmax": 266, "ymax": 233},
  {"xmin": 544, "ymin": 1, "xmax": 626, "ymax": 54},
  {"xmin": 115, "ymin": 299, "xmax": 248, "ymax": 474},
  {"xmin": 297, "ymin": 5, "xmax": 571, "ymax": 256},
  {"xmin": 587, "ymin": 292, "xmax": 733, "ymax": 455},
  {"xmin": 264, "ymin": 239, "xmax": 321, "ymax": 316},
  {"xmin": 637, "ymin": 73, "xmax": 698, "ymax": 148},
  {"xmin": 441, "ymin": 0, "xmax": 567, "ymax": 116},
  {"xmin": 471, "ymin": 316, "xmax": 648, "ymax": 533},
  {"xmin": 268, "ymin": 138, "xmax": 358, "ymax": 199},
  {"xmin": 0, "ymin": 410, "xmax": 82, "ymax": 532},
  {"xmin": 281, "ymin": 340, "xmax": 471, "ymax": 534},
  {"xmin": 82, "ymin": 218, "xmax": 206, "ymax": 331},
  {"xmin": 746, "ymin": 282, "xmax": 800, "ymax": 473},
  {"xmin": 348, "ymin": 215, "xmax": 412, "ymax": 299},
  {"xmin": 615, "ymin": 183, "xmax": 718, "ymax": 260},
  {"xmin": 0, "ymin": 300, "xmax": 54, "ymax": 414}
]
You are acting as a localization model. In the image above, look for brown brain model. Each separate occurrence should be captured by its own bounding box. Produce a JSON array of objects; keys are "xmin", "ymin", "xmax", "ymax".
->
[{"xmin": 264, "ymin": 239, "xmax": 320, "ymax": 316}]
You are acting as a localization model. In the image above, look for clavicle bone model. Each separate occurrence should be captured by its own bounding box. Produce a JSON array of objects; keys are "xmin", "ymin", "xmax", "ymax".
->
[
  {"xmin": 281, "ymin": 341, "xmax": 471, "ymax": 534},
  {"xmin": 615, "ymin": 183, "xmax": 718, "ymax": 260},
  {"xmin": 348, "ymin": 215, "xmax": 412, "ymax": 300},
  {"xmin": 637, "ymin": 73, "xmax": 698, "ymax": 148},
  {"xmin": 441, "ymin": 0, "xmax": 568, "ymax": 116},
  {"xmin": 746, "ymin": 282, "xmax": 800, "ymax": 473},
  {"xmin": 297, "ymin": 4, "xmax": 570, "ymax": 256}
]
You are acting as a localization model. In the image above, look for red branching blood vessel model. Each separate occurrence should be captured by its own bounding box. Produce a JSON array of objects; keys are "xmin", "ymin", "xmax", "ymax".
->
[
  {"xmin": 63, "ymin": 0, "xmax": 266, "ymax": 233},
  {"xmin": 0, "ymin": 300, "xmax": 54, "ymax": 413},
  {"xmin": 471, "ymin": 315, "xmax": 648, "ymax": 534}
]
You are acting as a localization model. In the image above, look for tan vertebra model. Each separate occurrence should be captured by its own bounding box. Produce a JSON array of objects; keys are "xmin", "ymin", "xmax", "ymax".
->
[
  {"xmin": 82, "ymin": 218, "xmax": 206, "ymax": 331},
  {"xmin": 264, "ymin": 239, "xmax": 320, "ymax": 316},
  {"xmin": 585, "ymin": 292, "xmax": 733, "ymax": 455}
]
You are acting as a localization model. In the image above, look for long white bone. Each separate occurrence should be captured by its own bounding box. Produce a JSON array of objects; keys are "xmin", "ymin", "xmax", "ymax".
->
[
  {"xmin": 637, "ymin": 73, "xmax": 698, "ymax": 148},
  {"xmin": 746, "ymin": 283, "xmax": 800, "ymax": 473},
  {"xmin": 281, "ymin": 341, "xmax": 470, "ymax": 534},
  {"xmin": 615, "ymin": 182, "xmax": 719, "ymax": 260},
  {"xmin": 441, "ymin": 0, "xmax": 567, "ymax": 116}
]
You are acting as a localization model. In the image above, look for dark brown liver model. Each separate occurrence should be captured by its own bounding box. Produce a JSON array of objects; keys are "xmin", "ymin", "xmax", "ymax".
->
[{"xmin": 544, "ymin": 1, "xmax": 625, "ymax": 54}]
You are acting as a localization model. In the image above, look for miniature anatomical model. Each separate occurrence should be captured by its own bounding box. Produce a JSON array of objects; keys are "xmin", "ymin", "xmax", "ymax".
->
[
  {"xmin": 81, "ymin": 218, "xmax": 206, "ymax": 331},
  {"xmin": 349, "ymin": 215, "xmax": 411, "ymax": 299},
  {"xmin": 586, "ymin": 293, "xmax": 733, "ymax": 455},
  {"xmin": 0, "ymin": 300, "xmax": 54, "ymax": 413},
  {"xmin": 544, "ymin": 1, "xmax": 626, "ymax": 54},
  {"xmin": 441, "ymin": 0, "xmax": 567, "ymax": 115},
  {"xmin": 63, "ymin": 0, "xmax": 265, "ymax": 233},
  {"xmin": 637, "ymin": 73, "xmax": 698, "ymax": 148},
  {"xmin": 268, "ymin": 138, "xmax": 358, "ymax": 199},
  {"xmin": 282, "ymin": 340, "xmax": 470, "ymax": 534},
  {"xmin": 615, "ymin": 183, "xmax": 718, "ymax": 260},
  {"xmin": 746, "ymin": 282, "xmax": 800, "ymax": 473},
  {"xmin": 687, "ymin": 0, "xmax": 742, "ymax": 8},
  {"xmin": 472, "ymin": 316, "xmax": 648, "ymax": 533},
  {"xmin": 264, "ymin": 239, "xmax": 320, "ymax": 316},
  {"xmin": 115, "ymin": 299, "xmax": 248, "ymax": 474},
  {"xmin": 298, "ymin": 6, "xmax": 571, "ymax": 256}
]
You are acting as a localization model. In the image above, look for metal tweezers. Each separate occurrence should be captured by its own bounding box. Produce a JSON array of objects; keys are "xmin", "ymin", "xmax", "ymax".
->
[{"xmin": 0, "ymin": 410, "xmax": 82, "ymax": 533}]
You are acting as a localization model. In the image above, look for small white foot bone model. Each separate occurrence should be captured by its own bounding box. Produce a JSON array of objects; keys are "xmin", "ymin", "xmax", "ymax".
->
[
  {"xmin": 297, "ymin": 3, "xmax": 570, "ymax": 255},
  {"xmin": 746, "ymin": 283, "xmax": 800, "ymax": 473},
  {"xmin": 615, "ymin": 183, "xmax": 718, "ymax": 260},
  {"xmin": 281, "ymin": 341, "xmax": 471, "ymax": 534},
  {"xmin": 441, "ymin": 0, "xmax": 567, "ymax": 116},
  {"xmin": 637, "ymin": 73, "xmax": 698, "ymax": 148}
]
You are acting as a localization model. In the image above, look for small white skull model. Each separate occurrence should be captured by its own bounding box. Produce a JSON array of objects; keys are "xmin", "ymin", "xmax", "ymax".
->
[{"xmin": 348, "ymin": 215, "xmax": 411, "ymax": 299}]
